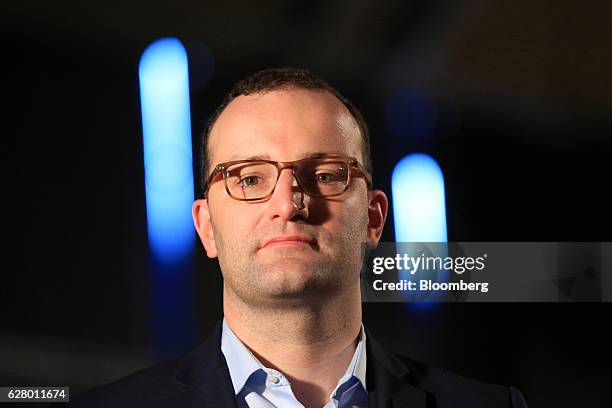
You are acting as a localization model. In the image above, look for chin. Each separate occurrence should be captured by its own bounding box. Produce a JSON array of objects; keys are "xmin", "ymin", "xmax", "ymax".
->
[{"xmin": 264, "ymin": 267, "xmax": 341, "ymax": 298}]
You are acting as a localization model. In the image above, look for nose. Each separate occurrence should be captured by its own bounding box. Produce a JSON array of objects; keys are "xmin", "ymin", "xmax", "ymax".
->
[{"xmin": 265, "ymin": 168, "xmax": 309, "ymax": 222}]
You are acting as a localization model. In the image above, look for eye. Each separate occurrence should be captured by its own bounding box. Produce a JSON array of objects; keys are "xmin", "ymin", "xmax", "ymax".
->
[
  {"xmin": 316, "ymin": 172, "xmax": 343, "ymax": 183},
  {"xmin": 238, "ymin": 175, "xmax": 261, "ymax": 187}
]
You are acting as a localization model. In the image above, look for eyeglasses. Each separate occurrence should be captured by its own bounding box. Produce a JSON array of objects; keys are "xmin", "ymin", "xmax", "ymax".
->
[{"xmin": 204, "ymin": 155, "xmax": 372, "ymax": 201}]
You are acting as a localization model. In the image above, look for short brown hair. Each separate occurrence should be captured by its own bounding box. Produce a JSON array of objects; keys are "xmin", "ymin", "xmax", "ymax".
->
[{"xmin": 199, "ymin": 67, "xmax": 372, "ymax": 196}]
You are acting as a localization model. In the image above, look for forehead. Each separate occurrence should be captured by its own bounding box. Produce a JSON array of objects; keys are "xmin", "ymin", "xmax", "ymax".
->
[{"xmin": 208, "ymin": 88, "xmax": 362, "ymax": 164}]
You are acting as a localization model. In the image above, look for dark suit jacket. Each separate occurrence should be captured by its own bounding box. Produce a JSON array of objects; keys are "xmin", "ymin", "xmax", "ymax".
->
[{"xmin": 71, "ymin": 323, "xmax": 527, "ymax": 408}]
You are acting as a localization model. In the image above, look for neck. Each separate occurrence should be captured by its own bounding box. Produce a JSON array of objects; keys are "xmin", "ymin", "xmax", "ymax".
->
[{"xmin": 224, "ymin": 286, "xmax": 362, "ymax": 408}]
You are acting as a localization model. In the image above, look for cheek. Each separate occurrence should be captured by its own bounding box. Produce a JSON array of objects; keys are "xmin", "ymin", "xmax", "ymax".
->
[
  {"xmin": 211, "ymin": 202, "xmax": 260, "ymax": 247},
  {"xmin": 325, "ymin": 199, "xmax": 369, "ymax": 241}
]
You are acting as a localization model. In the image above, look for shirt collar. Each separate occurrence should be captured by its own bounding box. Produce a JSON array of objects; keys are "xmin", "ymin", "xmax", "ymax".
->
[
  {"xmin": 221, "ymin": 319, "xmax": 264, "ymax": 394},
  {"xmin": 347, "ymin": 324, "xmax": 367, "ymax": 389},
  {"xmin": 220, "ymin": 319, "xmax": 367, "ymax": 395}
]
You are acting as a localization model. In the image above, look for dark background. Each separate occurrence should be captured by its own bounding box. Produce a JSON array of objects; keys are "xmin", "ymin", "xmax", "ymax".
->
[{"xmin": 2, "ymin": 1, "xmax": 611, "ymax": 407}]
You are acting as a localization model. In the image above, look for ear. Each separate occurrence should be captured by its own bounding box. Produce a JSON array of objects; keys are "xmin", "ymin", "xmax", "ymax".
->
[
  {"xmin": 366, "ymin": 189, "xmax": 388, "ymax": 245},
  {"xmin": 192, "ymin": 199, "xmax": 218, "ymax": 258}
]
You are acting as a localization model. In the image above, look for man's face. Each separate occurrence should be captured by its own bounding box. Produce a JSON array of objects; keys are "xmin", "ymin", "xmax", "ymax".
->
[{"xmin": 193, "ymin": 88, "xmax": 387, "ymax": 308}]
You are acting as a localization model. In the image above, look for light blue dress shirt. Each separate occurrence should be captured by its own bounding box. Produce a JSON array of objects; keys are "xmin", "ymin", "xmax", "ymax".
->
[{"xmin": 221, "ymin": 319, "xmax": 368, "ymax": 408}]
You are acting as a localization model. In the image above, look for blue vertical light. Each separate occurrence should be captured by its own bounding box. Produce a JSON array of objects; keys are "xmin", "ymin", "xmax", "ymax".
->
[
  {"xmin": 392, "ymin": 154, "xmax": 448, "ymax": 304},
  {"xmin": 139, "ymin": 38, "xmax": 194, "ymax": 265},
  {"xmin": 139, "ymin": 38, "xmax": 195, "ymax": 354},
  {"xmin": 391, "ymin": 153, "xmax": 447, "ymax": 243}
]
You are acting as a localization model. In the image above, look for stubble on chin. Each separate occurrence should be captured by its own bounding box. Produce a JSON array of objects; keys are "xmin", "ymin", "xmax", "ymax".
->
[{"xmin": 217, "ymin": 236, "xmax": 362, "ymax": 308}]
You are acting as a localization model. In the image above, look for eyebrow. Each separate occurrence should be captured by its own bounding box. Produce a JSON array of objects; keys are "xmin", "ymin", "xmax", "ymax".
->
[
  {"xmin": 226, "ymin": 151, "xmax": 349, "ymax": 162},
  {"xmin": 225, "ymin": 154, "xmax": 270, "ymax": 162}
]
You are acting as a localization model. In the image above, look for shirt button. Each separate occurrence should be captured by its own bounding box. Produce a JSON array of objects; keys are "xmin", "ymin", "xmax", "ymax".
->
[{"xmin": 268, "ymin": 375, "xmax": 280, "ymax": 384}]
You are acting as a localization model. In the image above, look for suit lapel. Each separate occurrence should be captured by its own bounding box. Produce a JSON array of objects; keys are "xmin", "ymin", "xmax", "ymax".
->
[
  {"xmin": 173, "ymin": 322, "xmax": 238, "ymax": 407},
  {"xmin": 366, "ymin": 330, "xmax": 427, "ymax": 408}
]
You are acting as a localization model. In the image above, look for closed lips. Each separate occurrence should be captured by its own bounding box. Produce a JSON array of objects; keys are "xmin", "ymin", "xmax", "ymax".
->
[{"xmin": 261, "ymin": 236, "xmax": 315, "ymax": 248}]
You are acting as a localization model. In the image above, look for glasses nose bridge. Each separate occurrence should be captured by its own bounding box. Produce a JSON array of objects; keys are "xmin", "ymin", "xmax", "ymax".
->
[{"xmin": 275, "ymin": 161, "xmax": 303, "ymax": 189}]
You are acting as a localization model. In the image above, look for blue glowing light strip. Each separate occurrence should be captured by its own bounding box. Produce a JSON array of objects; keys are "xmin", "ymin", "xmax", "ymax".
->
[
  {"xmin": 392, "ymin": 154, "xmax": 449, "ymax": 303},
  {"xmin": 138, "ymin": 38, "xmax": 194, "ymax": 265}
]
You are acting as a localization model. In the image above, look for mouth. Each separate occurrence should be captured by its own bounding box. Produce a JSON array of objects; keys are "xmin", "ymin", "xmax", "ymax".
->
[{"xmin": 260, "ymin": 235, "xmax": 317, "ymax": 250}]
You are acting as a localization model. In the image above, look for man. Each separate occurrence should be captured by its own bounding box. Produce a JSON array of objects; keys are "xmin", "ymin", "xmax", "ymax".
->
[{"xmin": 72, "ymin": 68, "xmax": 527, "ymax": 407}]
